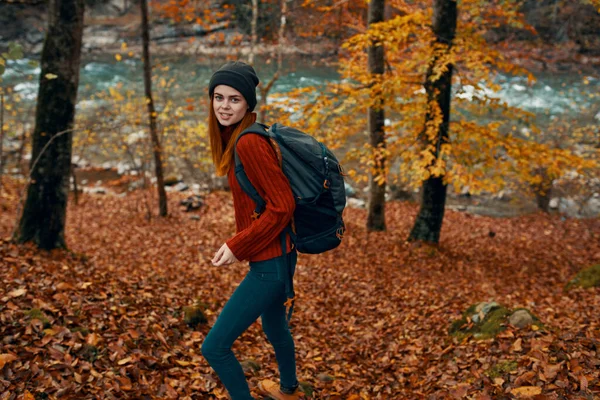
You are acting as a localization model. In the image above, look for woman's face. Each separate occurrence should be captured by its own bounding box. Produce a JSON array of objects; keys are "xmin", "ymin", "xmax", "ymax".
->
[{"xmin": 213, "ymin": 85, "xmax": 248, "ymax": 127}]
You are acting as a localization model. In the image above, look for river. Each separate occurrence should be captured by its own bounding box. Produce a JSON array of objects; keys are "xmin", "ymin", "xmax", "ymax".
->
[{"xmin": 4, "ymin": 54, "xmax": 600, "ymax": 119}]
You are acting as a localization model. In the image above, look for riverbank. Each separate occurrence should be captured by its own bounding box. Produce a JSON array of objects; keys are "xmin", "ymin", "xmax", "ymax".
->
[
  {"xmin": 3, "ymin": 1, "xmax": 600, "ymax": 73},
  {"xmin": 73, "ymin": 17, "xmax": 600, "ymax": 74},
  {"xmin": 62, "ymin": 164, "xmax": 600, "ymax": 219},
  {"xmin": 0, "ymin": 1, "xmax": 340, "ymax": 62}
]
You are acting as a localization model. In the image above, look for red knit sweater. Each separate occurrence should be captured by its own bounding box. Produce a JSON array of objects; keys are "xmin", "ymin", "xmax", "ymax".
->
[{"xmin": 224, "ymin": 132, "xmax": 295, "ymax": 262}]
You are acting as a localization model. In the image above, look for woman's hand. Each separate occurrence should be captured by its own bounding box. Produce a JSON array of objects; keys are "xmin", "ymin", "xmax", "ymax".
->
[{"xmin": 212, "ymin": 243, "xmax": 239, "ymax": 266}]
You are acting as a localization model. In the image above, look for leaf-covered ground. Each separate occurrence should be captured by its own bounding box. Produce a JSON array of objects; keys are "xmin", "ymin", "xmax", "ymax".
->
[{"xmin": 1, "ymin": 179, "xmax": 599, "ymax": 400}]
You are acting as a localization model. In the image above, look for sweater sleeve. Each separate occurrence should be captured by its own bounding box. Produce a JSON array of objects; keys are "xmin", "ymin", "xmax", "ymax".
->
[{"xmin": 226, "ymin": 134, "xmax": 295, "ymax": 261}]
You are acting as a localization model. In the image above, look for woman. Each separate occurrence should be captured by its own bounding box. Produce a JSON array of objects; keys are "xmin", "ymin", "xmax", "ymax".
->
[{"xmin": 200, "ymin": 61, "xmax": 302, "ymax": 400}]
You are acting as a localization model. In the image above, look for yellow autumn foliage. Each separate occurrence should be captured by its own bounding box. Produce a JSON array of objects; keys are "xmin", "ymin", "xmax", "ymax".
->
[
  {"xmin": 74, "ymin": 80, "xmax": 213, "ymax": 180},
  {"xmin": 272, "ymin": 0, "xmax": 599, "ymax": 200}
]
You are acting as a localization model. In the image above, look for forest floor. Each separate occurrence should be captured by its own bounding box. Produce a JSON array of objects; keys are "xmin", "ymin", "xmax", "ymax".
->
[{"xmin": 0, "ymin": 177, "xmax": 599, "ymax": 399}]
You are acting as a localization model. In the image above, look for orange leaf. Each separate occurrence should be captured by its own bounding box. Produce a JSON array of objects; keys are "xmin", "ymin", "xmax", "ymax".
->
[
  {"xmin": 86, "ymin": 333, "xmax": 102, "ymax": 346},
  {"xmin": 514, "ymin": 371, "xmax": 536, "ymax": 386},
  {"xmin": 511, "ymin": 338, "xmax": 523, "ymax": 352},
  {"xmin": 155, "ymin": 331, "xmax": 169, "ymax": 348},
  {"xmin": 22, "ymin": 391, "xmax": 35, "ymax": 400},
  {"xmin": 0, "ymin": 354, "xmax": 17, "ymax": 369},
  {"xmin": 510, "ymin": 386, "xmax": 542, "ymax": 397},
  {"xmin": 56, "ymin": 282, "xmax": 74, "ymax": 290},
  {"xmin": 118, "ymin": 376, "xmax": 132, "ymax": 391},
  {"xmin": 118, "ymin": 357, "xmax": 132, "ymax": 365}
]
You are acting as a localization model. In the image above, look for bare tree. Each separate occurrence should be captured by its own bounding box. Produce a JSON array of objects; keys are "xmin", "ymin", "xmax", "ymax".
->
[
  {"xmin": 249, "ymin": 0, "xmax": 258, "ymax": 65},
  {"xmin": 140, "ymin": 0, "xmax": 168, "ymax": 217},
  {"xmin": 257, "ymin": 0, "xmax": 288, "ymax": 121}
]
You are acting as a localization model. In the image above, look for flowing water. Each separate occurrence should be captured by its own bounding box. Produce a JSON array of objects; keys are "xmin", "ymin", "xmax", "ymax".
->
[{"xmin": 4, "ymin": 55, "xmax": 599, "ymax": 119}]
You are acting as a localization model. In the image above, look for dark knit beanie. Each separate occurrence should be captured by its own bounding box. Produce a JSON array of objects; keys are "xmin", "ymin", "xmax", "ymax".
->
[{"xmin": 208, "ymin": 61, "xmax": 260, "ymax": 111}]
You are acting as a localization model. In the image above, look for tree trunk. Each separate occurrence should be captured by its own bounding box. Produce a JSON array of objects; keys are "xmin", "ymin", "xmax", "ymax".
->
[
  {"xmin": 71, "ymin": 163, "xmax": 78, "ymax": 206},
  {"xmin": 0, "ymin": 92, "xmax": 5, "ymax": 195},
  {"xmin": 533, "ymin": 166, "xmax": 553, "ymax": 212},
  {"xmin": 277, "ymin": 0, "xmax": 287, "ymax": 69},
  {"xmin": 140, "ymin": 0, "xmax": 168, "ymax": 217},
  {"xmin": 15, "ymin": 0, "xmax": 84, "ymax": 250},
  {"xmin": 335, "ymin": 3, "xmax": 343, "ymax": 56},
  {"xmin": 408, "ymin": 0, "xmax": 457, "ymax": 243},
  {"xmin": 535, "ymin": 188, "xmax": 552, "ymax": 212},
  {"xmin": 259, "ymin": 0, "xmax": 286, "ymax": 121},
  {"xmin": 16, "ymin": 130, "xmax": 27, "ymax": 175},
  {"xmin": 366, "ymin": 0, "xmax": 386, "ymax": 231},
  {"xmin": 249, "ymin": 0, "xmax": 258, "ymax": 65}
]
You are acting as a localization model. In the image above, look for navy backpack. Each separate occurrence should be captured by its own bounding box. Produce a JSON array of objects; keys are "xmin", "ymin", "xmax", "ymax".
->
[{"xmin": 233, "ymin": 122, "xmax": 346, "ymax": 255}]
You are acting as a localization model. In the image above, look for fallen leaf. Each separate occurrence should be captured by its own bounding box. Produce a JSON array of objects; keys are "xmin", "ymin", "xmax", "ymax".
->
[
  {"xmin": 510, "ymin": 386, "xmax": 542, "ymax": 397},
  {"xmin": 118, "ymin": 357, "xmax": 132, "ymax": 365},
  {"xmin": 155, "ymin": 331, "xmax": 169, "ymax": 348},
  {"xmin": 23, "ymin": 391, "xmax": 35, "ymax": 400},
  {"xmin": 118, "ymin": 376, "xmax": 132, "ymax": 391},
  {"xmin": 449, "ymin": 383, "xmax": 470, "ymax": 398},
  {"xmin": 0, "ymin": 354, "xmax": 17, "ymax": 369},
  {"xmin": 543, "ymin": 362, "xmax": 563, "ymax": 381},
  {"xmin": 514, "ymin": 371, "xmax": 536, "ymax": 386},
  {"xmin": 86, "ymin": 333, "xmax": 102, "ymax": 346},
  {"xmin": 56, "ymin": 282, "xmax": 74, "ymax": 290},
  {"xmin": 8, "ymin": 288, "xmax": 26, "ymax": 297},
  {"xmin": 511, "ymin": 338, "xmax": 523, "ymax": 352}
]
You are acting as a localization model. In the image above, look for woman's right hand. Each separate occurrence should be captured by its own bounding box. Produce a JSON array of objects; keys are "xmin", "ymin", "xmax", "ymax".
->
[{"xmin": 212, "ymin": 243, "xmax": 239, "ymax": 266}]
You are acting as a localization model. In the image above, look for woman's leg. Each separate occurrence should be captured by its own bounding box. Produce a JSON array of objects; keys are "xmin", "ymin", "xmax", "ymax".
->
[
  {"xmin": 201, "ymin": 271, "xmax": 285, "ymax": 400},
  {"xmin": 260, "ymin": 251, "xmax": 298, "ymax": 391}
]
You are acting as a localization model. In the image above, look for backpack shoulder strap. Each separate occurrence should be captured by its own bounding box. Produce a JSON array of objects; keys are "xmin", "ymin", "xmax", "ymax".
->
[
  {"xmin": 233, "ymin": 122, "xmax": 270, "ymax": 166},
  {"xmin": 233, "ymin": 122, "xmax": 271, "ymax": 219}
]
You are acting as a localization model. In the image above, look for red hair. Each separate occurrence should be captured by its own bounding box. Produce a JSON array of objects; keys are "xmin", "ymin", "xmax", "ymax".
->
[{"xmin": 208, "ymin": 99, "xmax": 257, "ymax": 176}]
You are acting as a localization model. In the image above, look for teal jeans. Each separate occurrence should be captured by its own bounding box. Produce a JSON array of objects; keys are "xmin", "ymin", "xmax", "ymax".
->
[{"xmin": 201, "ymin": 250, "xmax": 298, "ymax": 400}]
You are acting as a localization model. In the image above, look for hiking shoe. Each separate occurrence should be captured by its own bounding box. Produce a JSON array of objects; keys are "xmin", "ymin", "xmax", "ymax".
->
[{"xmin": 257, "ymin": 379, "xmax": 303, "ymax": 400}]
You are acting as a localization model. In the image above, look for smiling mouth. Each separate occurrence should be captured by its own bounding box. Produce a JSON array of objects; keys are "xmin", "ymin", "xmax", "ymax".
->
[{"xmin": 219, "ymin": 113, "xmax": 233, "ymax": 118}]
